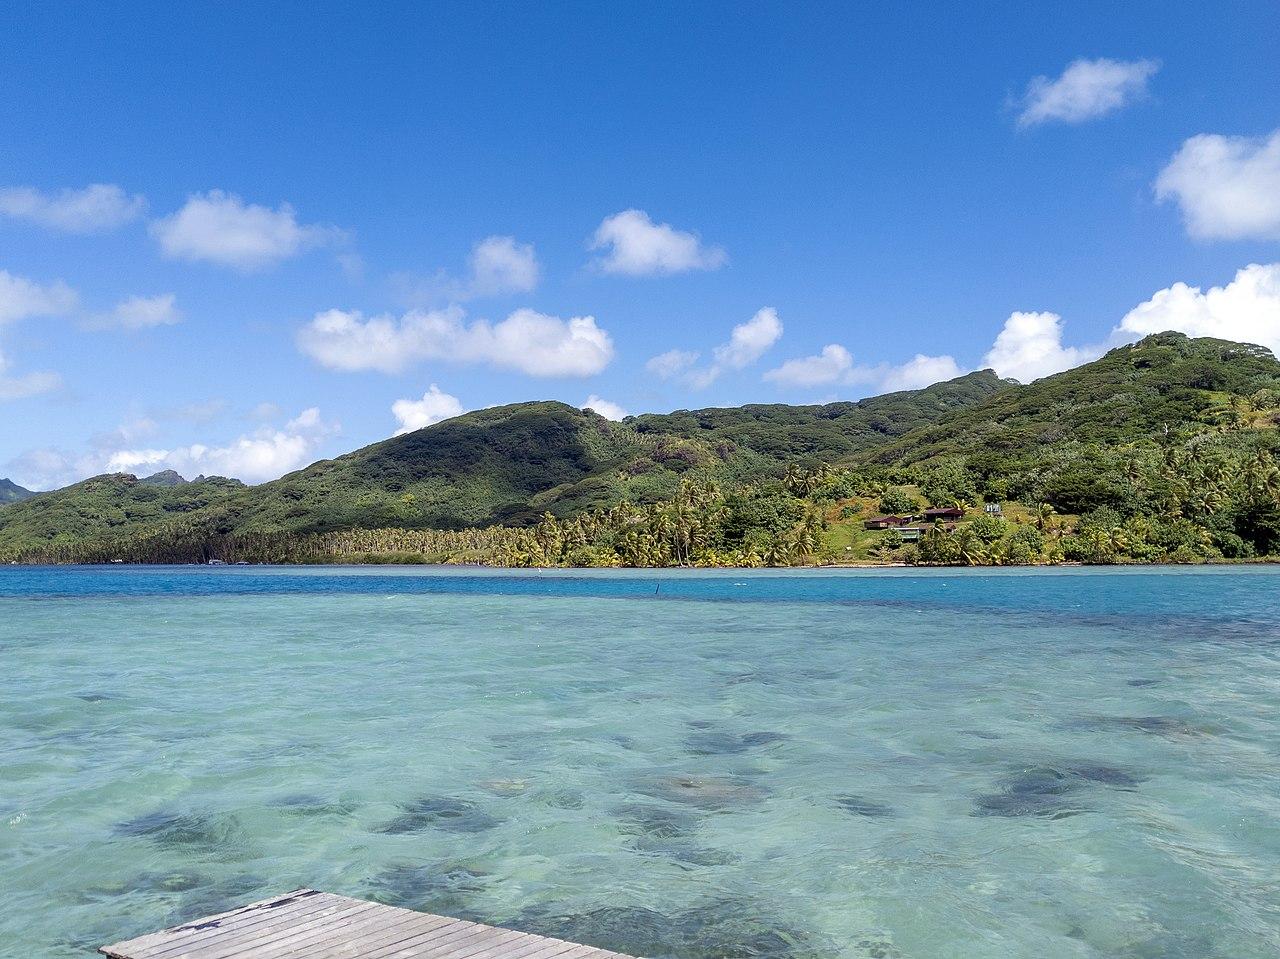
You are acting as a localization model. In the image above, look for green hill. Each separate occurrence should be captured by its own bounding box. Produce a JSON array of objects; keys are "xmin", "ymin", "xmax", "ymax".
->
[
  {"xmin": 0, "ymin": 375, "xmax": 1005, "ymax": 558},
  {"xmin": 871, "ymin": 333, "xmax": 1280, "ymax": 466},
  {"xmin": 1, "ymin": 332, "xmax": 1277, "ymax": 564}
]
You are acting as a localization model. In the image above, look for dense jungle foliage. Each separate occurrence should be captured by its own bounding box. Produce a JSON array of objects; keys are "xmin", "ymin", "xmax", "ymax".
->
[{"xmin": 3, "ymin": 333, "xmax": 1279, "ymax": 567}]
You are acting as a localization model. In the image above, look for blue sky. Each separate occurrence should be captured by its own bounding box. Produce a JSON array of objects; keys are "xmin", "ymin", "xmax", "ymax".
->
[{"xmin": 2, "ymin": 1, "xmax": 1278, "ymax": 488}]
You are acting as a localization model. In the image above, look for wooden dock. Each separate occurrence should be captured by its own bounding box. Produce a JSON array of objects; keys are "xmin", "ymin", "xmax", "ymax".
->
[{"xmin": 100, "ymin": 888, "xmax": 640, "ymax": 959}]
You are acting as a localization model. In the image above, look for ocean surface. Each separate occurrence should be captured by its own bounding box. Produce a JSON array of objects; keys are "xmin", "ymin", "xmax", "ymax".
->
[{"xmin": 2, "ymin": 565, "xmax": 1279, "ymax": 959}]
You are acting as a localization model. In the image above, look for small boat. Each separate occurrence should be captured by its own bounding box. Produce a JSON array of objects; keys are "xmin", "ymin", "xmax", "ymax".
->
[{"xmin": 207, "ymin": 559, "xmax": 227, "ymax": 566}]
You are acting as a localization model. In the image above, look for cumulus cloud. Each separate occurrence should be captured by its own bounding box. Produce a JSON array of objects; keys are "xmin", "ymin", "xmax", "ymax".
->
[
  {"xmin": 879, "ymin": 354, "xmax": 965, "ymax": 392},
  {"xmin": 86, "ymin": 293, "xmax": 182, "ymax": 331},
  {"xmin": 10, "ymin": 407, "xmax": 338, "ymax": 488},
  {"xmin": 582, "ymin": 394, "xmax": 629, "ymax": 421},
  {"xmin": 981, "ymin": 311, "xmax": 1103, "ymax": 382},
  {"xmin": 763, "ymin": 344, "xmax": 853, "ymax": 387},
  {"xmin": 713, "ymin": 307, "xmax": 783, "ymax": 370},
  {"xmin": 654, "ymin": 308, "xmax": 783, "ymax": 389},
  {"xmin": 150, "ymin": 190, "xmax": 343, "ymax": 271},
  {"xmin": 590, "ymin": 209, "xmax": 727, "ymax": 276},
  {"xmin": 975, "ymin": 264, "xmax": 1280, "ymax": 383},
  {"xmin": 0, "ymin": 270, "xmax": 77, "ymax": 324},
  {"xmin": 1017, "ymin": 57, "xmax": 1159, "ymax": 127},
  {"xmin": 1155, "ymin": 130, "xmax": 1280, "ymax": 241},
  {"xmin": 298, "ymin": 305, "xmax": 614, "ymax": 377},
  {"xmin": 100, "ymin": 407, "xmax": 339, "ymax": 485},
  {"xmin": 765, "ymin": 343, "xmax": 961, "ymax": 393},
  {"xmin": 0, "ymin": 348, "xmax": 61, "ymax": 401},
  {"xmin": 1115, "ymin": 262, "xmax": 1280, "ymax": 353},
  {"xmin": 392, "ymin": 385, "xmax": 466, "ymax": 435},
  {"xmin": 0, "ymin": 183, "xmax": 145, "ymax": 233}
]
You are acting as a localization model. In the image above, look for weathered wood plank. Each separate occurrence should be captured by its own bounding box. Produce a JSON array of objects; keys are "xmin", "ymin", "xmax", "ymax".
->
[
  {"xmin": 137, "ymin": 895, "xmax": 370, "ymax": 959},
  {"xmin": 161, "ymin": 901, "xmax": 383, "ymax": 959},
  {"xmin": 250, "ymin": 908, "xmax": 460, "ymax": 959},
  {"xmin": 100, "ymin": 890, "xmax": 641, "ymax": 959},
  {"xmin": 100, "ymin": 889, "xmax": 328, "ymax": 958},
  {"xmin": 285, "ymin": 913, "xmax": 478, "ymax": 959}
]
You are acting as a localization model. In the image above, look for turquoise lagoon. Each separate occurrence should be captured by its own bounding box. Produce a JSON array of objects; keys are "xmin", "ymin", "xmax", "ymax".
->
[{"xmin": 2, "ymin": 566, "xmax": 1279, "ymax": 958}]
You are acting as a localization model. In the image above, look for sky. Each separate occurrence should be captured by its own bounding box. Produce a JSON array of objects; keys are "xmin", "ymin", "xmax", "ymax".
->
[{"xmin": 1, "ymin": 1, "xmax": 1279, "ymax": 490}]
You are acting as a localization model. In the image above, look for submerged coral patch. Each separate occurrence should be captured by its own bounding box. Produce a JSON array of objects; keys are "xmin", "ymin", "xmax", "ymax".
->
[
  {"xmin": 972, "ymin": 762, "xmax": 1144, "ymax": 819},
  {"xmin": 113, "ymin": 810, "xmax": 245, "ymax": 855},
  {"xmin": 612, "ymin": 802, "xmax": 699, "ymax": 840},
  {"xmin": 364, "ymin": 863, "xmax": 489, "ymax": 916},
  {"xmin": 376, "ymin": 796, "xmax": 502, "ymax": 834},
  {"xmin": 512, "ymin": 899, "xmax": 825, "ymax": 959}
]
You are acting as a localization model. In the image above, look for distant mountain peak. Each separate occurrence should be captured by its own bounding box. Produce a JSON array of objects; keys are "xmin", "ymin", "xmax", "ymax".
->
[
  {"xmin": 0, "ymin": 478, "xmax": 35, "ymax": 504},
  {"xmin": 139, "ymin": 470, "xmax": 187, "ymax": 487}
]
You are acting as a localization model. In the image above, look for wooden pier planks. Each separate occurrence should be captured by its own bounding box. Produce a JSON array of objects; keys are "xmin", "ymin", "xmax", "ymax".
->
[{"xmin": 100, "ymin": 889, "xmax": 640, "ymax": 959}]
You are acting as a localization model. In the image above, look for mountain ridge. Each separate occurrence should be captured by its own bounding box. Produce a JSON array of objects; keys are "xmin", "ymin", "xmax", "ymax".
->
[{"xmin": 1, "ymin": 332, "xmax": 1277, "ymax": 563}]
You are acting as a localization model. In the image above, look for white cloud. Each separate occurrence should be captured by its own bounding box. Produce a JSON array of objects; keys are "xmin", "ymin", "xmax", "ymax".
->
[
  {"xmin": 0, "ymin": 270, "xmax": 77, "ymax": 324},
  {"xmin": 763, "ymin": 344, "xmax": 853, "ymax": 387},
  {"xmin": 713, "ymin": 307, "xmax": 783, "ymax": 369},
  {"xmin": 98, "ymin": 407, "xmax": 339, "ymax": 485},
  {"xmin": 879, "ymin": 354, "xmax": 965, "ymax": 392},
  {"xmin": 646, "ymin": 349, "xmax": 700, "ymax": 379},
  {"xmin": 298, "ymin": 305, "xmax": 614, "ymax": 377},
  {"xmin": 0, "ymin": 183, "xmax": 145, "ymax": 233},
  {"xmin": 650, "ymin": 308, "xmax": 783, "ymax": 388},
  {"xmin": 1017, "ymin": 58, "xmax": 1159, "ymax": 127},
  {"xmin": 1115, "ymin": 262, "xmax": 1280, "ymax": 353},
  {"xmin": 392, "ymin": 385, "xmax": 465, "ymax": 435},
  {"xmin": 590, "ymin": 209, "xmax": 727, "ymax": 276},
  {"xmin": 0, "ymin": 347, "xmax": 61, "ymax": 401},
  {"xmin": 1155, "ymin": 130, "xmax": 1280, "ymax": 241},
  {"xmin": 393, "ymin": 235, "xmax": 540, "ymax": 305},
  {"xmin": 87, "ymin": 293, "xmax": 182, "ymax": 331},
  {"xmin": 468, "ymin": 236, "xmax": 539, "ymax": 296},
  {"xmin": 981, "ymin": 311, "xmax": 1103, "ymax": 382},
  {"xmin": 150, "ymin": 190, "xmax": 342, "ymax": 271},
  {"xmin": 765, "ymin": 343, "xmax": 961, "ymax": 393},
  {"xmin": 582, "ymin": 394, "xmax": 629, "ymax": 421}
]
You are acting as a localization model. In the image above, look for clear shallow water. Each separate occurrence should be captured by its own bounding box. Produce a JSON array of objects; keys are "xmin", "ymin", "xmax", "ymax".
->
[{"xmin": 2, "ymin": 566, "xmax": 1279, "ymax": 959}]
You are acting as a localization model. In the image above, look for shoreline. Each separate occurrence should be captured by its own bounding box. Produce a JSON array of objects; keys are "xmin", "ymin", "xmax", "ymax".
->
[{"xmin": 6, "ymin": 556, "xmax": 1280, "ymax": 570}]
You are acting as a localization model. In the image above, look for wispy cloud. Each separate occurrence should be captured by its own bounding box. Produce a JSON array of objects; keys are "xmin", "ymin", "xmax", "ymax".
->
[
  {"xmin": 85, "ymin": 293, "xmax": 182, "ymax": 331},
  {"xmin": 0, "ymin": 270, "xmax": 77, "ymax": 325},
  {"xmin": 1017, "ymin": 57, "xmax": 1159, "ymax": 127},
  {"xmin": 764, "ymin": 344, "xmax": 962, "ymax": 393},
  {"xmin": 650, "ymin": 308, "xmax": 782, "ymax": 389},
  {"xmin": 394, "ymin": 235, "xmax": 540, "ymax": 304},
  {"xmin": 0, "ymin": 183, "xmax": 146, "ymax": 233}
]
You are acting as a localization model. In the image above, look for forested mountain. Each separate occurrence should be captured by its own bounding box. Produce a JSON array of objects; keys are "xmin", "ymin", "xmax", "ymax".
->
[
  {"xmin": 0, "ymin": 479, "xmax": 34, "ymax": 504},
  {"xmin": 1, "ymin": 332, "xmax": 1278, "ymax": 566}
]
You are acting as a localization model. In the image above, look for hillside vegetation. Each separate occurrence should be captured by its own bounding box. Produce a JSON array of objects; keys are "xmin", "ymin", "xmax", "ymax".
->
[{"xmin": 2, "ymin": 332, "xmax": 1278, "ymax": 566}]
